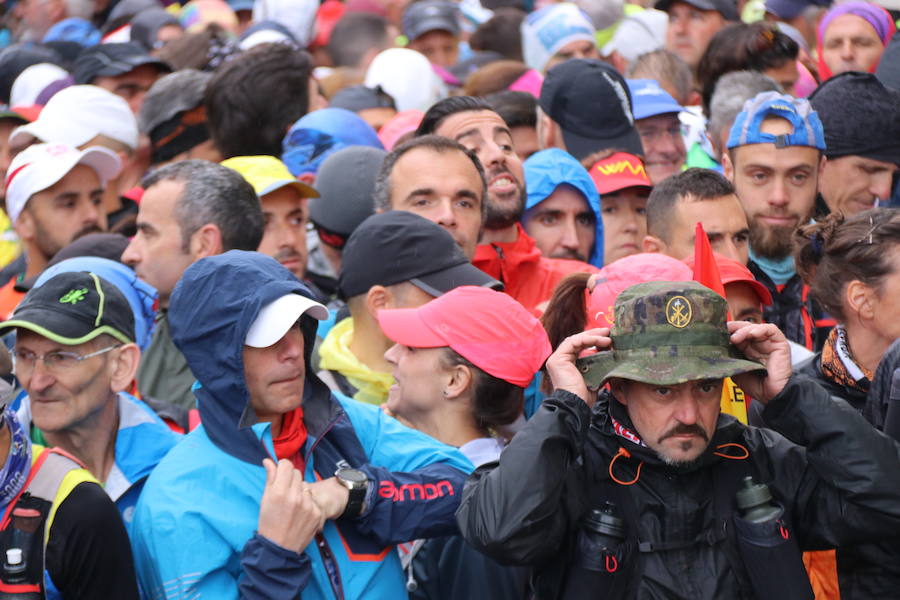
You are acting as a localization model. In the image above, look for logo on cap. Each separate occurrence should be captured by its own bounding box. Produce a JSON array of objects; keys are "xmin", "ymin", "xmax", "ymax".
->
[
  {"xmin": 59, "ymin": 288, "xmax": 88, "ymax": 304},
  {"xmin": 665, "ymin": 296, "xmax": 692, "ymax": 328},
  {"xmin": 594, "ymin": 159, "xmax": 647, "ymax": 177},
  {"xmin": 603, "ymin": 72, "xmax": 633, "ymax": 125}
]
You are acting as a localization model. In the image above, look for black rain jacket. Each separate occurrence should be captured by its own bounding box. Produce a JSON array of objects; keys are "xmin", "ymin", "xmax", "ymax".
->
[{"xmin": 457, "ymin": 376, "xmax": 900, "ymax": 599}]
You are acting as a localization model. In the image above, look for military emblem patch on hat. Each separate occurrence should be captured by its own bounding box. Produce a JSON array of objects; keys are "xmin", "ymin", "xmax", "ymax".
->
[{"xmin": 665, "ymin": 295, "xmax": 692, "ymax": 328}]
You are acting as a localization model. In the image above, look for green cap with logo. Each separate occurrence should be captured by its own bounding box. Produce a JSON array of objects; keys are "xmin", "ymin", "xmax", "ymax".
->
[
  {"xmin": 0, "ymin": 271, "xmax": 135, "ymax": 345},
  {"xmin": 577, "ymin": 280, "xmax": 765, "ymax": 387}
]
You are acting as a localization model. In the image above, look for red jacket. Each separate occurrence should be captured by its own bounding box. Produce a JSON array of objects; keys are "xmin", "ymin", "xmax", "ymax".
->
[{"xmin": 474, "ymin": 224, "xmax": 598, "ymax": 315}]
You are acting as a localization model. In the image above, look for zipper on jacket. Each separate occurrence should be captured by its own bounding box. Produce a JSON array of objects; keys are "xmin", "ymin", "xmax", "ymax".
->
[
  {"xmin": 316, "ymin": 532, "xmax": 345, "ymax": 599},
  {"xmin": 492, "ymin": 244, "xmax": 508, "ymax": 285}
]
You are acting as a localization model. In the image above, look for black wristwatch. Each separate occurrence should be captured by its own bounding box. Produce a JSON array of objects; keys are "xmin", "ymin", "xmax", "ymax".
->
[{"xmin": 335, "ymin": 463, "xmax": 369, "ymax": 519}]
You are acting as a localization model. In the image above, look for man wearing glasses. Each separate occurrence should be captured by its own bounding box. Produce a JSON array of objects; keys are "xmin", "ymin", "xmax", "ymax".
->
[{"xmin": 0, "ymin": 270, "xmax": 178, "ymax": 538}]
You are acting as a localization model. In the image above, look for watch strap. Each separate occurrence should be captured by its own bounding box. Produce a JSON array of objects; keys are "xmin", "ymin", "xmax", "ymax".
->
[{"xmin": 340, "ymin": 483, "xmax": 366, "ymax": 520}]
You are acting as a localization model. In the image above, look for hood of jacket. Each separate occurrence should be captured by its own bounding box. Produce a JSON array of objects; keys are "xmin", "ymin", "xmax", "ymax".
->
[
  {"xmin": 168, "ymin": 250, "xmax": 329, "ymax": 465},
  {"xmin": 522, "ymin": 147, "xmax": 604, "ymax": 267}
]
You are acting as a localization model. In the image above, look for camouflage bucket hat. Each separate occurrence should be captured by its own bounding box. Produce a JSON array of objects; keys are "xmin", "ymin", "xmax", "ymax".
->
[{"xmin": 577, "ymin": 280, "xmax": 766, "ymax": 387}]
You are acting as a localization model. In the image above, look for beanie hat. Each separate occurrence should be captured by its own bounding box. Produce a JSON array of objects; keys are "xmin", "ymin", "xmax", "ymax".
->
[
  {"xmin": 876, "ymin": 31, "xmax": 900, "ymax": 90},
  {"xmin": 809, "ymin": 72, "xmax": 900, "ymax": 165},
  {"xmin": 521, "ymin": 3, "xmax": 596, "ymax": 73}
]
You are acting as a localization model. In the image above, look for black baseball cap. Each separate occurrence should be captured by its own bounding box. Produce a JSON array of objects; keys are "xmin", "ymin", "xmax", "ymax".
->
[
  {"xmin": 539, "ymin": 59, "xmax": 644, "ymax": 161},
  {"xmin": 73, "ymin": 42, "xmax": 171, "ymax": 85},
  {"xmin": 655, "ymin": 0, "xmax": 739, "ymax": 21},
  {"xmin": 338, "ymin": 211, "xmax": 501, "ymax": 299},
  {"xmin": 330, "ymin": 85, "xmax": 397, "ymax": 113},
  {"xmin": 402, "ymin": 0, "xmax": 461, "ymax": 41},
  {"xmin": 0, "ymin": 271, "xmax": 135, "ymax": 345}
]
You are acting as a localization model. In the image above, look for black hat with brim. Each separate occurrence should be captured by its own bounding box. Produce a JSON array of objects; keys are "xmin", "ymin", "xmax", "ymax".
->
[{"xmin": 0, "ymin": 271, "xmax": 135, "ymax": 345}]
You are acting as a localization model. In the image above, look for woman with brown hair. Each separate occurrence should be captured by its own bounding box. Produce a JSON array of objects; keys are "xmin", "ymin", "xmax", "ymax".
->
[
  {"xmin": 794, "ymin": 208, "xmax": 900, "ymax": 408},
  {"xmin": 794, "ymin": 207, "xmax": 900, "ymax": 599},
  {"xmin": 379, "ymin": 285, "xmax": 551, "ymax": 599},
  {"xmin": 696, "ymin": 21, "xmax": 800, "ymax": 117}
]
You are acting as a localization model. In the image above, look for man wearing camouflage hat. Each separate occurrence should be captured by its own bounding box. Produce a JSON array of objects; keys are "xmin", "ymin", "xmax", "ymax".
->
[{"xmin": 457, "ymin": 280, "xmax": 900, "ymax": 599}]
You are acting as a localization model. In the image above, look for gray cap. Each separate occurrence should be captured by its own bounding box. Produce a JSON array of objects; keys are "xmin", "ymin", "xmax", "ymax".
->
[
  {"xmin": 309, "ymin": 146, "xmax": 387, "ymax": 237},
  {"xmin": 139, "ymin": 69, "xmax": 212, "ymax": 135},
  {"xmin": 403, "ymin": 0, "xmax": 461, "ymax": 41},
  {"xmin": 655, "ymin": 0, "xmax": 738, "ymax": 21}
]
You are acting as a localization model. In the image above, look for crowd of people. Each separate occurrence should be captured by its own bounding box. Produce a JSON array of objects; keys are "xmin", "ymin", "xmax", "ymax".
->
[{"xmin": 0, "ymin": 0, "xmax": 897, "ymax": 597}]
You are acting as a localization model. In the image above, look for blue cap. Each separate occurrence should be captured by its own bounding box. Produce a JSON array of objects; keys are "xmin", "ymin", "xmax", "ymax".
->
[
  {"xmin": 627, "ymin": 79, "xmax": 684, "ymax": 120},
  {"xmin": 522, "ymin": 148, "xmax": 604, "ymax": 267},
  {"xmin": 42, "ymin": 18, "xmax": 101, "ymax": 47},
  {"xmin": 281, "ymin": 108, "xmax": 384, "ymax": 177},
  {"xmin": 727, "ymin": 91, "xmax": 826, "ymax": 151}
]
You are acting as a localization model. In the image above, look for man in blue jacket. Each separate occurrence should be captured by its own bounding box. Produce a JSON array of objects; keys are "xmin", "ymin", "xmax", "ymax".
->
[
  {"xmin": 521, "ymin": 148, "xmax": 603, "ymax": 267},
  {"xmin": 132, "ymin": 250, "xmax": 474, "ymax": 599},
  {"xmin": 0, "ymin": 270, "xmax": 178, "ymax": 536}
]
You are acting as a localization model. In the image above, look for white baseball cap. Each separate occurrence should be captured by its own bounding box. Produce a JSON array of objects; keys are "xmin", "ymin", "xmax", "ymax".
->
[
  {"xmin": 364, "ymin": 48, "xmax": 448, "ymax": 112},
  {"xmin": 9, "ymin": 85, "xmax": 139, "ymax": 151},
  {"xmin": 245, "ymin": 293, "xmax": 329, "ymax": 348},
  {"xmin": 5, "ymin": 143, "xmax": 121, "ymax": 225},
  {"xmin": 10, "ymin": 63, "xmax": 69, "ymax": 108}
]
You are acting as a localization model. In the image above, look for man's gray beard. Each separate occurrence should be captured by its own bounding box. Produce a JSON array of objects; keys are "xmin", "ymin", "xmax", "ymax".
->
[
  {"xmin": 484, "ymin": 188, "xmax": 526, "ymax": 230},
  {"xmin": 749, "ymin": 222, "xmax": 795, "ymax": 260}
]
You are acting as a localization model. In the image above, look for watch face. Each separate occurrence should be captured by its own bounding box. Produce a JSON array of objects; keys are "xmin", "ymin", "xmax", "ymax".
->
[{"xmin": 339, "ymin": 468, "xmax": 368, "ymax": 484}]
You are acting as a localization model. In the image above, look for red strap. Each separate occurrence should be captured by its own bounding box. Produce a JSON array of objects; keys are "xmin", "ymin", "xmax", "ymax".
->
[
  {"xmin": 0, "ymin": 582, "xmax": 41, "ymax": 593},
  {"xmin": 0, "ymin": 449, "xmax": 52, "ymax": 532}
]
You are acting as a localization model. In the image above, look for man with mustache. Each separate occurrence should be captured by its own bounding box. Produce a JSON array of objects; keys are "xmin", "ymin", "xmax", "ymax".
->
[
  {"xmin": 416, "ymin": 96, "xmax": 598, "ymax": 315},
  {"xmin": 458, "ymin": 280, "xmax": 900, "ymax": 598},
  {"xmin": 723, "ymin": 92, "xmax": 832, "ymax": 351},
  {"xmin": 222, "ymin": 156, "xmax": 320, "ymax": 280}
]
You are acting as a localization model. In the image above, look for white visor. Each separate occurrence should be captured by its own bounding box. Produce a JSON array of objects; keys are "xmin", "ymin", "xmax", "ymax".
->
[{"xmin": 245, "ymin": 293, "xmax": 329, "ymax": 348}]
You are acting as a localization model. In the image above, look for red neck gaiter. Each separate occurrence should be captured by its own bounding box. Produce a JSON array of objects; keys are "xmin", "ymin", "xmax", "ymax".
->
[{"xmin": 272, "ymin": 407, "xmax": 308, "ymax": 470}]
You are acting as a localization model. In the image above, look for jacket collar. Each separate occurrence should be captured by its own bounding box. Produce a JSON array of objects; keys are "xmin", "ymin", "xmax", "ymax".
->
[{"xmin": 593, "ymin": 389, "xmax": 745, "ymax": 474}]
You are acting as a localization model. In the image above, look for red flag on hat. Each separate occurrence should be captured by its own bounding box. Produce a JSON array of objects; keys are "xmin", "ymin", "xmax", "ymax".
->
[{"xmin": 692, "ymin": 222, "xmax": 727, "ymax": 303}]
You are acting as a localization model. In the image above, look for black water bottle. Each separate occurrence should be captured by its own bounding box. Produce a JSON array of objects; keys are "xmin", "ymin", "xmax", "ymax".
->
[
  {"xmin": 0, "ymin": 508, "xmax": 41, "ymax": 600},
  {"xmin": 561, "ymin": 502, "xmax": 627, "ymax": 599},
  {"xmin": 733, "ymin": 476, "xmax": 815, "ymax": 600},
  {"xmin": 736, "ymin": 476, "xmax": 780, "ymax": 524}
]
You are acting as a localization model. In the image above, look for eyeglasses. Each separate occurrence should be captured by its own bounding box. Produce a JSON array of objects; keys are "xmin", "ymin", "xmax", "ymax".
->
[{"xmin": 12, "ymin": 345, "xmax": 122, "ymax": 374}]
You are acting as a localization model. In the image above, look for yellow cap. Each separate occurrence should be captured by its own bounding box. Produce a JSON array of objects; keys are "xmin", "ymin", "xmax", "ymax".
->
[{"xmin": 221, "ymin": 155, "xmax": 319, "ymax": 199}]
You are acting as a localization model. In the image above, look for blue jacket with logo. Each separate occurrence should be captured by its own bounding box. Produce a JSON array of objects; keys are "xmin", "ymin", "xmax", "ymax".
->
[{"xmin": 130, "ymin": 251, "xmax": 473, "ymax": 600}]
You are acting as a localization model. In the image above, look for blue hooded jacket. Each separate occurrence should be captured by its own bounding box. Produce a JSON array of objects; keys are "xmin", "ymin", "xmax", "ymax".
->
[
  {"xmin": 522, "ymin": 148, "xmax": 604, "ymax": 267},
  {"xmin": 131, "ymin": 251, "xmax": 472, "ymax": 599}
]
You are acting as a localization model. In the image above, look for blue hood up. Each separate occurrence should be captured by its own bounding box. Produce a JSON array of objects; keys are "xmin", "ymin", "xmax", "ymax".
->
[
  {"xmin": 522, "ymin": 148, "xmax": 604, "ymax": 267},
  {"xmin": 167, "ymin": 250, "xmax": 327, "ymax": 465}
]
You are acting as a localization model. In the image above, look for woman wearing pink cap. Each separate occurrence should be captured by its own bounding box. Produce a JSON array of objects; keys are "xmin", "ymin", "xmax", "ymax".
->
[{"xmin": 377, "ymin": 285, "xmax": 551, "ymax": 600}]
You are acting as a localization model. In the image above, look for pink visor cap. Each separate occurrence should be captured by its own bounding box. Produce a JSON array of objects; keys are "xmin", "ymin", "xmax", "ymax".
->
[
  {"xmin": 377, "ymin": 286, "xmax": 551, "ymax": 387},
  {"xmin": 588, "ymin": 253, "xmax": 694, "ymax": 328}
]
